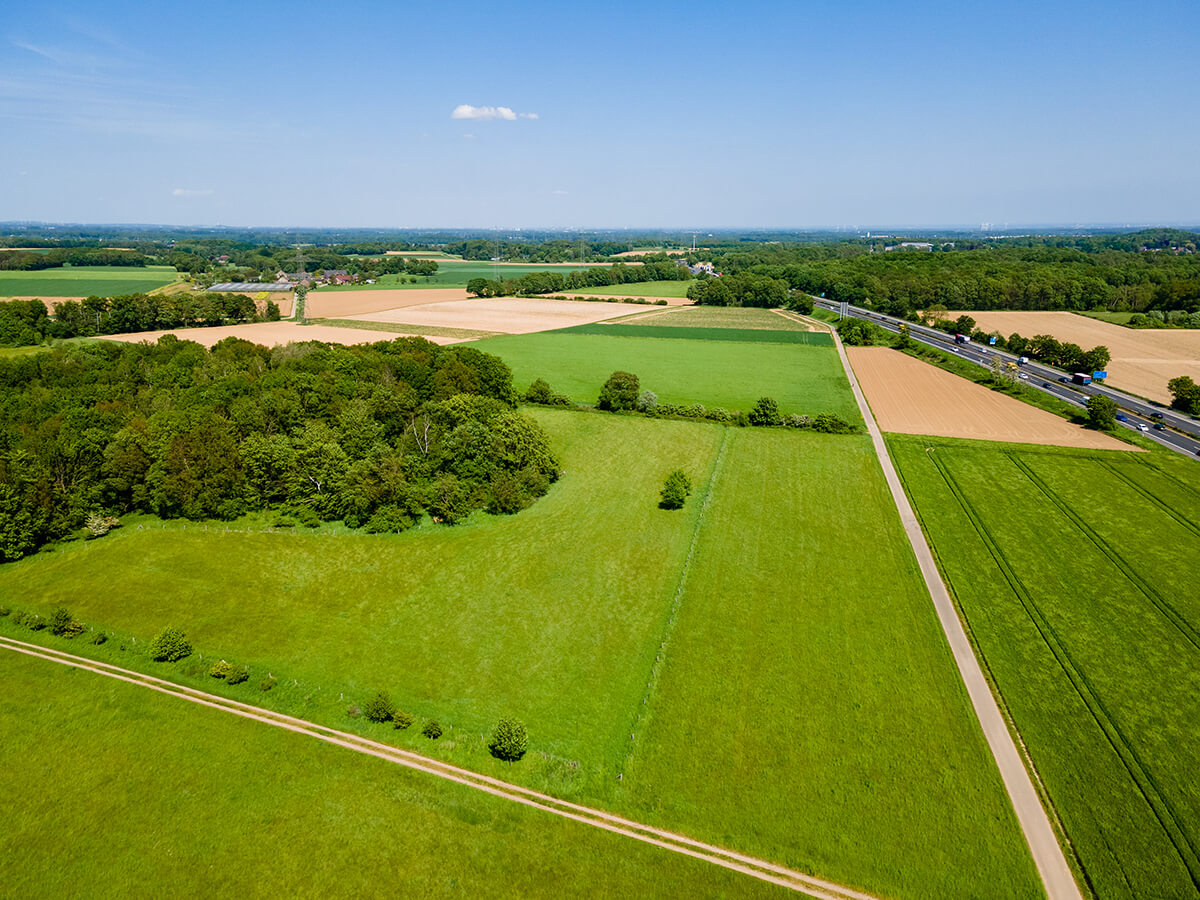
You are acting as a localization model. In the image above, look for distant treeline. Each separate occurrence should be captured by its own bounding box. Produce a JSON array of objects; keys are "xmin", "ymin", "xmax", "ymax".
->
[
  {"xmin": 697, "ymin": 229, "xmax": 1200, "ymax": 315},
  {"xmin": 447, "ymin": 239, "xmax": 653, "ymax": 263},
  {"xmin": 0, "ymin": 293, "xmax": 280, "ymax": 346},
  {"xmin": 0, "ymin": 248, "xmax": 149, "ymax": 270},
  {"xmin": 466, "ymin": 260, "xmax": 690, "ymax": 297},
  {"xmin": 0, "ymin": 337, "xmax": 557, "ymax": 560}
]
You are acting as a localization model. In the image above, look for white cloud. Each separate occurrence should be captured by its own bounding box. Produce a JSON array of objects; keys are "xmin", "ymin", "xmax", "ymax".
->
[
  {"xmin": 172, "ymin": 187, "xmax": 212, "ymax": 197},
  {"xmin": 451, "ymin": 104, "xmax": 537, "ymax": 121}
]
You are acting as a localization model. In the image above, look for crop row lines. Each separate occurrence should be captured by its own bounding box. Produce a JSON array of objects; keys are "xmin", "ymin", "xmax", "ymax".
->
[
  {"xmin": 1098, "ymin": 460, "xmax": 1200, "ymax": 540},
  {"xmin": 1008, "ymin": 455, "xmax": 1200, "ymax": 653},
  {"xmin": 927, "ymin": 450, "xmax": 1200, "ymax": 890}
]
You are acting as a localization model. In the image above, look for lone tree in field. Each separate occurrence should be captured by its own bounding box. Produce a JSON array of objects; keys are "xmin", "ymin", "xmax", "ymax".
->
[
  {"xmin": 1086, "ymin": 394, "xmax": 1118, "ymax": 430},
  {"xmin": 488, "ymin": 717, "xmax": 529, "ymax": 762},
  {"xmin": 748, "ymin": 396, "xmax": 781, "ymax": 426},
  {"xmin": 659, "ymin": 469, "xmax": 692, "ymax": 509},
  {"xmin": 597, "ymin": 371, "xmax": 640, "ymax": 411},
  {"xmin": 149, "ymin": 626, "xmax": 192, "ymax": 662},
  {"xmin": 363, "ymin": 690, "xmax": 397, "ymax": 723}
]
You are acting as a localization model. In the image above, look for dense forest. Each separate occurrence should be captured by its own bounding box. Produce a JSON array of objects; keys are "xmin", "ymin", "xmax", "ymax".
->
[
  {"xmin": 0, "ymin": 337, "xmax": 558, "ymax": 561},
  {"xmin": 0, "ymin": 248, "xmax": 150, "ymax": 270},
  {"xmin": 0, "ymin": 293, "xmax": 280, "ymax": 346}
]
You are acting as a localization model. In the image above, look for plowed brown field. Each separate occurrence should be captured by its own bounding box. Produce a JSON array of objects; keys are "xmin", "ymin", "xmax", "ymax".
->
[
  {"xmin": 847, "ymin": 347, "xmax": 1132, "ymax": 450},
  {"xmin": 305, "ymin": 288, "xmax": 467, "ymax": 318},
  {"xmin": 960, "ymin": 311, "xmax": 1200, "ymax": 404},
  {"xmin": 99, "ymin": 322, "xmax": 464, "ymax": 348}
]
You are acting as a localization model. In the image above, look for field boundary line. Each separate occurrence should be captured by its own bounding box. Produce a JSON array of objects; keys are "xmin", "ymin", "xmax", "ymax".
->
[
  {"xmin": 623, "ymin": 427, "xmax": 731, "ymax": 769},
  {"xmin": 0, "ymin": 634, "xmax": 876, "ymax": 900},
  {"xmin": 833, "ymin": 331, "xmax": 1085, "ymax": 900},
  {"xmin": 1098, "ymin": 460, "xmax": 1200, "ymax": 537},
  {"xmin": 1008, "ymin": 454, "xmax": 1200, "ymax": 653},
  {"xmin": 927, "ymin": 450, "xmax": 1200, "ymax": 889}
]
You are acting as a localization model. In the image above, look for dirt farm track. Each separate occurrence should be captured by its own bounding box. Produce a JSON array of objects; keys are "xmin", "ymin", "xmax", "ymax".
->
[
  {"xmin": 847, "ymin": 347, "xmax": 1132, "ymax": 450},
  {"xmin": 960, "ymin": 311, "xmax": 1200, "ymax": 405}
]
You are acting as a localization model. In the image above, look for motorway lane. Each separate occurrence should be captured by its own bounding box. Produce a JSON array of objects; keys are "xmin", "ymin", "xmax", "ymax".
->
[{"xmin": 815, "ymin": 301, "xmax": 1200, "ymax": 459}]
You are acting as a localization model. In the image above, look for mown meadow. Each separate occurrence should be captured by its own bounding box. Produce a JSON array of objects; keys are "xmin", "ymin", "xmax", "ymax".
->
[
  {"xmin": 0, "ymin": 265, "xmax": 179, "ymax": 297},
  {"xmin": 0, "ymin": 650, "xmax": 789, "ymax": 899},
  {"xmin": 890, "ymin": 435, "xmax": 1200, "ymax": 900}
]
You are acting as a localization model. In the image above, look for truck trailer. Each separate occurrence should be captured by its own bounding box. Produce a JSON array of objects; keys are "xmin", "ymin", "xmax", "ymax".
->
[{"xmin": 1072, "ymin": 373, "xmax": 1093, "ymax": 385}]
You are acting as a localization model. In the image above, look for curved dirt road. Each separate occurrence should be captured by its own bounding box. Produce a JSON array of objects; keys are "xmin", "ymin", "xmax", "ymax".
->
[{"xmin": 0, "ymin": 635, "xmax": 878, "ymax": 900}]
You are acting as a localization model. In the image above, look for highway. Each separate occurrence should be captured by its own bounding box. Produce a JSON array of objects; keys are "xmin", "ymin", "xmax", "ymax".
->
[{"xmin": 814, "ymin": 300, "xmax": 1200, "ymax": 459}]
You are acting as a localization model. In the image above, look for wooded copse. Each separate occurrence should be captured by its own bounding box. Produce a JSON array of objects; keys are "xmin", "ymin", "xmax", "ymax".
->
[
  {"xmin": 0, "ymin": 293, "xmax": 281, "ymax": 346},
  {"xmin": 0, "ymin": 337, "xmax": 559, "ymax": 561},
  {"xmin": 0, "ymin": 248, "xmax": 150, "ymax": 270},
  {"xmin": 465, "ymin": 260, "xmax": 690, "ymax": 297}
]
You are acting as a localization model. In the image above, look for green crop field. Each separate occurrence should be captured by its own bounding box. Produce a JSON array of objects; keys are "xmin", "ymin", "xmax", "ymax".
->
[
  {"xmin": 469, "ymin": 332, "xmax": 862, "ymax": 422},
  {"xmin": 569, "ymin": 280, "xmax": 694, "ymax": 298},
  {"xmin": 890, "ymin": 435, "xmax": 1200, "ymax": 900},
  {"xmin": 619, "ymin": 429, "xmax": 1042, "ymax": 900},
  {"xmin": 0, "ymin": 265, "xmax": 179, "ymax": 297},
  {"xmin": 1076, "ymin": 309, "xmax": 1135, "ymax": 325},
  {"xmin": 0, "ymin": 410, "xmax": 724, "ymax": 781},
  {"xmin": 0, "ymin": 651, "xmax": 787, "ymax": 899},
  {"xmin": 615, "ymin": 306, "xmax": 818, "ymax": 331},
  {"xmin": 562, "ymin": 323, "xmax": 832, "ymax": 345}
]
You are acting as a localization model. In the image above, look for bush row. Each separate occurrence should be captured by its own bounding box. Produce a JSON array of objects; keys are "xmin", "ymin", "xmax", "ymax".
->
[{"xmin": 357, "ymin": 690, "xmax": 527, "ymax": 761}]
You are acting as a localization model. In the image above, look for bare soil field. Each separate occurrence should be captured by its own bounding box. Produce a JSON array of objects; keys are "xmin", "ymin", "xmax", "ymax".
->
[
  {"xmin": 305, "ymin": 288, "xmax": 467, "ymax": 318},
  {"xmin": 350, "ymin": 297, "xmax": 635, "ymax": 334},
  {"xmin": 5, "ymin": 296, "xmax": 86, "ymax": 306},
  {"xmin": 847, "ymin": 347, "xmax": 1132, "ymax": 450},
  {"xmin": 961, "ymin": 311, "xmax": 1200, "ymax": 404},
  {"xmin": 98, "ymin": 322, "xmax": 463, "ymax": 348}
]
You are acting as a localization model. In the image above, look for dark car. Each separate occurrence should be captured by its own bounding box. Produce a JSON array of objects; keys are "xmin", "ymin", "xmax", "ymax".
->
[
  {"xmin": 1058, "ymin": 376, "xmax": 1069, "ymax": 383},
  {"xmin": 1154, "ymin": 422, "xmax": 1166, "ymax": 430},
  {"xmin": 1151, "ymin": 412, "xmax": 1164, "ymax": 420},
  {"xmin": 1042, "ymin": 382, "xmax": 1052, "ymax": 388}
]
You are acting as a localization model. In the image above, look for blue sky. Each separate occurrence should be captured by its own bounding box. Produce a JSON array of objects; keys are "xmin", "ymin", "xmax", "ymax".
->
[{"xmin": 1, "ymin": 0, "xmax": 1197, "ymax": 228}]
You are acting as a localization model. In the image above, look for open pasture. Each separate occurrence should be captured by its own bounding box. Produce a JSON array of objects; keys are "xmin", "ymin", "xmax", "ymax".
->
[
  {"xmin": 0, "ymin": 411, "xmax": 724, "ymax": 769},
  {"xmin": 470, "ymin": 331, "xmax": 862, "ymax": 420},
  {"xmin": 0, "ymin": 650, "xmax": 786, "ymax": 900},
  {"xmin": 849, "ymin": 346, "xmax": 1131, "ymax": 450},
  {"xmin": 890, "ymin": 435, "xmax": 1200, "ymax": 900},
  {"xmin": 350, "ymin": 297, "xmax": 635, "ymax": 334},
  {"xmin": 0, "ymin": 265, "xmax": 179, "ymax": 298},
  {"xmin": 620, "ymin": 428, "xmax": 1042, "ymax": 900},
  {"xmin": 568, "ymin": 280, "xmax": 694, "ymax": 299},
  {"xmin": 960, "ymin": 310, "xmax": 1200, "ymax": 404},
  {"xmin": 615, "ymin": 306, "xmax": 819, "ymax": 331}
]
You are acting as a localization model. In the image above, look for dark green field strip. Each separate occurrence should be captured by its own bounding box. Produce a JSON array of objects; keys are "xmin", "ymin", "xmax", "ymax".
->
[
  {"xmin": 889, "ymin": 437, "xmax": 1200, "ymax": 899},
  {"xmin": 619, "ymin": 431, "xmax": 1042, "ymax": 900},
  {"xmin": 554, "ymin": 322, "xmax": 833, "ymax": 344}
]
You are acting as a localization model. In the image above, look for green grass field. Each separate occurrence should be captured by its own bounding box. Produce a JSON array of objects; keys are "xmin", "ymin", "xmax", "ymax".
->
[
  {"xmin": 619, "ymin": 429, "xmax": 1042, "ymax": 899},
  {"xmin": 615, "ymin": 306, "xmax": 818, "ymax": 330},
  {"xmin": 0, "ymin": 265, "xmax": 179, "ymax": 297},
  {"xmin": 0, "ymin": 410, "xmax": 723, "ymax": 782},
  {"xmin": 569, "ymin": 280, "xmax": 693, "ymax": 298},
  {"xmin": 562, "ymin": 323, "xmax": 831, "ymax": 345},
  {"xmin": 890, "ymin": 435, "xmax": 1200, "ymax": 900},
  {"xmin": 469, "ymin": 332, "xmax": 862, "ymax": 421},
  {"xmin": 0, "ymin": 651, "xmax": 787, "ymax": 899},
  {"xmin": 1076, "ymin": 309, "xmax": 1135, "ymax": 325}
]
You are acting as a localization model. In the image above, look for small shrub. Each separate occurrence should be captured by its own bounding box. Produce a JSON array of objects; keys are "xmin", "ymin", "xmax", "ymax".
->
[
  {"xmin": 85, "ymin": 513, "xmax": 121, "ymax": 538},
  {"xmin": 636, "ymin": 390, "xmax": 659, "ymax": 413},
  {"xmin": 226, "ymin": 665, "xmax": 249, "ymax": 685},
  {"xmin": 89, "ymin": 630, "xmax": 108, "ymax": 646},
  {"xmin": 488, "ymin": 717, "xmax": 529, "ymax": 762},
  {"xmin": 50, "ymin": 607, "xmax": 73, "ymax": 636},
  {"xmin": 209, "ymin": 659, "xmax": 233, "ymax": 680},
  {"xmin": 11, "ymin": 610, "xmax": 28, "ymax": 627},
  {"xmin": 149, "ymin": 626, "xmax": 192, "ymax": 662},
  {"xmin": 272, "ymin": 513, "xmax": 297, "ymax": 528},
  {"xmin": 260, "ymin": 677, "xmax": 277, "ymax": 692},
  {"xmin": 364, "ymin": 505, "xmax": 416, "ymax": 534},
  {"xmin": 63, "ymin": 620, "xmax": 85, "ymax": 639},
  {"xmin": 659, "ymin": 469, "xmax": 692, "ymax": 510},
  {"xmin": 655, "ymin": 299, "xmax": 669, "ymax": 306},
  {"xmin": 393, "ymin": 709, "xmax": 414, "ymax": 729},
  {"xmin": 296, "ymin": 507, "xmax": 320, "ymax": 528},
  {"xmin": 0, "ymin": 605, "xmax": 11, "ymax": 617},
  {"xmin": 363, "ymin": 690, "xmax": 397, "ymax": 723},
  {"xmin": 26, "ymin": 614, "xmax": 46, "ymax": 632},
  {"xmin": 422, "ymin": 720, "xmax": 444, "ymax": 739},
  {"xmin": 783, "ymin": 414, "xmax": 812, "ymax": 429},
  {"xmin": 812, "ymin": 413, "xmax": 854, "ymax": 434},
  {"xmin": 346, "ymin": 704, "xmax": 361, "ymax": 718},
  {"xmin": 748, "ymin": 396, "xmax": 782, "ymax": 426}
]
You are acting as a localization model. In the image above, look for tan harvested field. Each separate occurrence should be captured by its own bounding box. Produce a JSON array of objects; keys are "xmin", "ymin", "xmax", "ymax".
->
[
  {"xmin": 7, "ymin": 295, "xmax": 86, "ymax": 306},
  {"xmin": 305, "ymin": 288, "xmax": 467, "ymax": 318},
  {"xmin": 847, "ymin": 347, "xmax": 1133, "ymax": 450},
  {"xmin": 961, "ymin": 311, "xmax": 1200, "ymax": 404},
  {"xmin": 350, "ymin": 297, "xmax": 635, "ymax": 334},
  {"xmin": 32, "ymin": 291, "xmax": 294, "ymax": 317},
  {"xmin": 98, "ymin": 322, "xmax": 464, "ymax": 348}
]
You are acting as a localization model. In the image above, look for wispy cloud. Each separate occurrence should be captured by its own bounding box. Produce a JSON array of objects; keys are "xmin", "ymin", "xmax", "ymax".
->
[
  {"xmin": 172, "ymin": 188, "xmax": 212, "ymax": 197},
  {"xmin": 451, "ymin": 104, "xmax": 538, "ymax": 121}
]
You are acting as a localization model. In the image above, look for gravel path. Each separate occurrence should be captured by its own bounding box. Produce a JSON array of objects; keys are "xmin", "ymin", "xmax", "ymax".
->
[
  {"xmin": 834, "ymin": 331, "xmax": 1084, "ymax": 900},
  {"xmin": 0, "ymin": 634, "xmax": 880, "ymax": 900}
]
